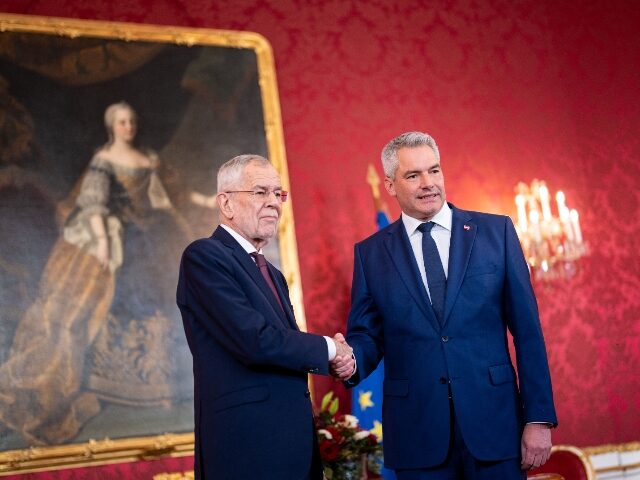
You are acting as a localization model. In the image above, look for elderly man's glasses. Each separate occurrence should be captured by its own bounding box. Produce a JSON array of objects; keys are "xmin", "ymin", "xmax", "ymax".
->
[{"xmin": 225, "ymin": 189, "xmax": 288, "ymax": 203}]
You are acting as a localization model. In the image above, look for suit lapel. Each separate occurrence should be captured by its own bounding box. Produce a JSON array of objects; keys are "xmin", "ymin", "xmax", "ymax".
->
[
  {"xmin": 443, "ymin": 206, "xmax": 476, "ymax": 324},
  {"xmin": 267, "ymin": 263, "xmax": 300, "ymax": 330},
  {"xmin": 213, "ymin": 227, "xmax": 291, "ymax": 329},
  {"xmin": 384, "ymin": 219, "xmax": 441, "ymax": 333}
]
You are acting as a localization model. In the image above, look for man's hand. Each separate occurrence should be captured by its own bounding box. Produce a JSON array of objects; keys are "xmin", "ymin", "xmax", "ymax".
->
[
  {"xmin": 333, "ymin": 333, "xmax": 352, "ymax": 357},
  {"xmin": 521, "ymin": 423, "xmax": 552, "ymax": 470},
  {"xmin": 330, "ymin": 333, "xmax": 355, "ymax": 380}
]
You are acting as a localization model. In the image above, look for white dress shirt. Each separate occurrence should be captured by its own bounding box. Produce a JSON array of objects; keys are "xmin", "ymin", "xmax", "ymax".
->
[
  {"xmin": 402, "ymin": 202, "xmax": 452, "ymax": 301},
  {"xmin": 221, "ymin": 224, "xmax": 259, "ymax": 255}
]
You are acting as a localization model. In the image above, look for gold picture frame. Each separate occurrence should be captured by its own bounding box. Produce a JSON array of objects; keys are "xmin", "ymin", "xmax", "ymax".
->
[{"xmin": 0, "ymin": 13, "xmax": 306, "ymax": 474}]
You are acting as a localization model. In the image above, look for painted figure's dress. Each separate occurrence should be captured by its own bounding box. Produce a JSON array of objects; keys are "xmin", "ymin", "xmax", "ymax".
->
[{"xmin": 0, "ymin": 154, "xmax": 187, "ymax": 445}]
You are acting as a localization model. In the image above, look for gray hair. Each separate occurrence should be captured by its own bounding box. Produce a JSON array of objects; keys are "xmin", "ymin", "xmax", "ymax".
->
[
  {"xmin": 381, "ymin": 131, "xmax": 440, "ymax": 179},
  {"xmin": 217, "ymin": 154, "xmax": 271, "ymax": 192}
]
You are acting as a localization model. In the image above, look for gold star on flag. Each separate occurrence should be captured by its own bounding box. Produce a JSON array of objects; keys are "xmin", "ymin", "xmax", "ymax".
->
[
  {"xmin": 358, "ymin": 390, "xmax": 374, "ymax": 411},
  {"xmin": 370, "ymin": 420, "xmax": 383, "ymax": 441}
]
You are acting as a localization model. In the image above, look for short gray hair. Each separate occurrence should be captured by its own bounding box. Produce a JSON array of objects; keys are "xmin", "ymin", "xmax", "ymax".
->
[
  {"xmin": 381, "ymin": 131, "xmax": 440, "ymax": 179},
  {"xmin": 217, "ymin": 154, "xmax": 271, "ymax": 192}
]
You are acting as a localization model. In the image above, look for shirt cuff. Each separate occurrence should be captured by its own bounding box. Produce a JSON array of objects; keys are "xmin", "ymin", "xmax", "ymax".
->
[{"xmin": 324, "ymin": 336, "xmax": 336, "ymax": 361}]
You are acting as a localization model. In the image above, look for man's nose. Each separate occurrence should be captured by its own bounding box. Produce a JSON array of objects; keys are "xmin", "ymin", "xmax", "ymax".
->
[
  {"xmin": 265, "ymin": 191, "xmax": 281, "ymax": 207},
  {"xmin": 419, "ymin": 173, "xmax": 434, "ymax": 188}
]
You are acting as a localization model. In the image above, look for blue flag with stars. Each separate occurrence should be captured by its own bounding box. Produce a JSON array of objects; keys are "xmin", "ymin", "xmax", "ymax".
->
[{"xmin": 352, "ymin": 211, "xmax": 395, "ymax": 479}]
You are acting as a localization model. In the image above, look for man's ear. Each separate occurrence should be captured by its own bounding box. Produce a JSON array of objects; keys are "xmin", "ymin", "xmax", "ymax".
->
[
  {"xmin": 217, "ymin": 193, "xmax": 233, "ymax": 219},
  {"xmin": 384, "ymin": 177, "xmax": 397, "ymax": 197}
]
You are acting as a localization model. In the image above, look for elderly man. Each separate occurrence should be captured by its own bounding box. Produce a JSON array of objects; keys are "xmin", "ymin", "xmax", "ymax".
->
[
  {"xmin": 339, "ymin": 132, "xmax": 557, "ymax": 479},
  {"xmin": 177, "ymin": 154, "xmax": 353, "ymax": 480}
]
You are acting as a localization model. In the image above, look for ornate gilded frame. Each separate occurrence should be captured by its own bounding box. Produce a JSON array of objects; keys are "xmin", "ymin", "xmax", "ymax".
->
[{"xmin": 0, "ymin": 13, "xmax": 306, "ymax": 474}]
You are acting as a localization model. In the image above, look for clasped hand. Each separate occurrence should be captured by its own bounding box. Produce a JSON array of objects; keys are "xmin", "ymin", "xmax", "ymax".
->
[{"xmin": 330, "ymin": 333, "xmax": 355, "ymax": 380}]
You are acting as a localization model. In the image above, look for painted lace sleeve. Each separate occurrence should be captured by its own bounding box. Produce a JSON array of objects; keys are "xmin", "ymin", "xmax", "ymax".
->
[{"xmin": 76, "ymin": 155, "xmax": 112, "ymax": 218}]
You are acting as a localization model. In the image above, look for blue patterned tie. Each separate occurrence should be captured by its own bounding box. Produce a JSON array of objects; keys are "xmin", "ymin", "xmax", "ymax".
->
[{"xmin": 417, "ymin": 222, "xmax": 446, "ymax": 325}]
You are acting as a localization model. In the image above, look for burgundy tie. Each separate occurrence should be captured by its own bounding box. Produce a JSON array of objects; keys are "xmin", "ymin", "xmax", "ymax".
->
[{"xmin": 250, "ymin": 252, "xmax": 284, "ymax": 311}]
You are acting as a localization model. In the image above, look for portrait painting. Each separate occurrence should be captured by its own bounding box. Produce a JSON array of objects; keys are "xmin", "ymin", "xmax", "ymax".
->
[{"xmin": 0, "ymin": 13, "xmax": 304, "ymax": 471}]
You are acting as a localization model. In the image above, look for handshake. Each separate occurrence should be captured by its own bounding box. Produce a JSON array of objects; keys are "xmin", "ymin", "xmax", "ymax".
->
[{"xmin": 330, "ymin": 333, "xmax": 356, "ymax": 380}]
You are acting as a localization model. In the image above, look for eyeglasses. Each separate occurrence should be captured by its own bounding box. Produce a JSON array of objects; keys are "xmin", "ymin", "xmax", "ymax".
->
[{"xmin": 224, "ymin": 189, "xmax": 288, "ymax": 203}]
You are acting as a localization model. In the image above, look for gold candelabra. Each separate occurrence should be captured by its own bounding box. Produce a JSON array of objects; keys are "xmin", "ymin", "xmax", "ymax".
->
[{"xmin": 514, "ymin": 180, "xmax": 587, "ymax": 281}]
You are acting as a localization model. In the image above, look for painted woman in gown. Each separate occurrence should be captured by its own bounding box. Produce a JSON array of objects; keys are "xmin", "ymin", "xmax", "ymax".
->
[{"xmin": 0, "ymin": 102, "xmax": 189, "ymax": 445}]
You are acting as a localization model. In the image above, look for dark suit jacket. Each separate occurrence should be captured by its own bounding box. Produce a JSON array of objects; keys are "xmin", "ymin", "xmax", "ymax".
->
[
  {"xmin": 345, "ymin": 204, "xmax": 557, "ymax": 470},
  {"xmin": 177, "ymin": 226, "xmax": 328, "ymax": 480}
]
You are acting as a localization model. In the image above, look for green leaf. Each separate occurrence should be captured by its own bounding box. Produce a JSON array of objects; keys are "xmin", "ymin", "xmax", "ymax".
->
[
  {"xmin": 321, "ymin": 391, "xmax": 334, "ymax": 411},
  {"xmin": 329, "ymin": 396, "xmax": 339, "ymax": 416}
]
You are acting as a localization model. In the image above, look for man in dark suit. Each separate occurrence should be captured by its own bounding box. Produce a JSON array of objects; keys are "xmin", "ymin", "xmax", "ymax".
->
[
  {"xmin": 339, "ymin": 132, "xmax": 557, "ymax": 479},
  {"xmin": 177, "ymin": 154, "xmax": 353, "ymax": 480}
]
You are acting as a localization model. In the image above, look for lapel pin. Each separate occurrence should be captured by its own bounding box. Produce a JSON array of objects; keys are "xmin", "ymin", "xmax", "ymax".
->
[{"xmin": 463, "ymin": 224, "xmax": 471, "ymax": 231}]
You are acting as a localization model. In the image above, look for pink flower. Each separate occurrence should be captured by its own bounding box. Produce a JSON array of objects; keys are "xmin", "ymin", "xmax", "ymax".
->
[{"xmin": 339, "ymin": 414, "xmax": 359, "ymax": 428}]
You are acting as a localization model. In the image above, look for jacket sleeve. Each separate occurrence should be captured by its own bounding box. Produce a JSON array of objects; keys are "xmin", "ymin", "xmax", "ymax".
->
[
  {"xmin": 344, "ymin": 243, "xmax": 385, "ymax": 387},
  {"xmin": 178, "ymin": 240, "xmax": 330, "ymax": 375},
  {"xmin": 503, "ymin": 217, "xmax": 558, "ymax": 425}
]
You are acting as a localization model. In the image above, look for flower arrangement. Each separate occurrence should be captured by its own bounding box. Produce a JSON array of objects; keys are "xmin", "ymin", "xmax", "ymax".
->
[{"xmin": 316, "ymin": 392, "xmax": 383, "ymax": 480}]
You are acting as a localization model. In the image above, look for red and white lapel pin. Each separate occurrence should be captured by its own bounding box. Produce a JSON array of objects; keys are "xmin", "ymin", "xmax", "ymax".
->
[{"xmin": 463, "ymin": 225, "xmax": 471, "ymax": 231}]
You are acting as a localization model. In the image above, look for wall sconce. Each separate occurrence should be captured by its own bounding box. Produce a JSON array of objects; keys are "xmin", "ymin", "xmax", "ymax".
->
[{"xmin": 514, "ymin": 180, "xmax": 587, "ymax": 281}]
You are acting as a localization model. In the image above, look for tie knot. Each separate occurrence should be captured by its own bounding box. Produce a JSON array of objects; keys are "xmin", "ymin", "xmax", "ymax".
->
[
  {"xmin": 250, "ymin": 252, "xmax": 267, "ymax": 267},
  {"xmin": 417, "ymin": 222, "xmax": 436, "ymax": 234}
]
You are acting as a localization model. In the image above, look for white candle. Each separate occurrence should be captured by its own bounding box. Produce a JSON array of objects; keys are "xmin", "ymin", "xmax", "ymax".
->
[
  {"xmin": 562, "ymin": 215, "xmax": 574, "ymax": 242},
  {"xmin": 515, "ymin": 194, "xmax": 527, "ymax": 233},
  {"xmin": 539, "ymin": 184, "xmax": 552, "ymax": 221},
  {"xmin": 556, "ymin": 191, "xmax": 569, "ymax": 220},
  {"xmin": 570, "ymin": 209, "xmax": 582, "ymax": 244}
]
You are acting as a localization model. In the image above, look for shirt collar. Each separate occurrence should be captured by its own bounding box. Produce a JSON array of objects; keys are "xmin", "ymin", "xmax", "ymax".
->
[
  {"xmin": 402, "ymin": 202, "xmax": 452, "ymax": 236},
  {"xmin": 220, "ymin": 224, "xmax": 263, "ymax": 255}
]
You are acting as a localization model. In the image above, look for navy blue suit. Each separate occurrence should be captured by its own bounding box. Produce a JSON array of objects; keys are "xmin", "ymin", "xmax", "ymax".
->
[
  {"xmin": 177, "ymin": 226, "xmax": 327, "ymax": 479},
  {"xmin": 345, "ymin": 204, "xmax": 557, "ymax": 471}
]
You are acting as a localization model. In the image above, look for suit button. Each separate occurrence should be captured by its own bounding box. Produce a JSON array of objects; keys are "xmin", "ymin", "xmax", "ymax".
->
[
  {"xmin": 441, "ymin": 336, "xmax": 449, "ymax": 342},
  {"xmin": 304, "ymin": 390, "xmax": 311, "ymax": 398},
  {"xmin": 439, "ymin": 377, "xmax": 447, "ymax": 384}
]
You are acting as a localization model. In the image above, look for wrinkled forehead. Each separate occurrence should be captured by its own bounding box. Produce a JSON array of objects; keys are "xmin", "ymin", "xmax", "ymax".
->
[{"xmin": 242, "ymin": 162, "xmax": 282, "ymax": 189}]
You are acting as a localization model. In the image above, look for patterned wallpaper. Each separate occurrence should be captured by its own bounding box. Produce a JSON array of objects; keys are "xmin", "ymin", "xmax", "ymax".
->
[{"xmin": 2, "ymin": 0, "xmax": 639, "ymax": 447}]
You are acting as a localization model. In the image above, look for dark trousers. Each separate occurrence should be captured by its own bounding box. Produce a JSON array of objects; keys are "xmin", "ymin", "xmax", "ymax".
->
[
  {"xmin": 396, "ymin": 400, "xmax": 526, "ymax": 480},
  {"xmin": 307, "ymin": 419, "xmax": 324, "ymax": 480}
]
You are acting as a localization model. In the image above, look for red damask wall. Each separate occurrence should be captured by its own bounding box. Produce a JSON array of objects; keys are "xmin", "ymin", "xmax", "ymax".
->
[{"xmin": 2, "ymin": 0, "xmax": 638, "ymax": 447}]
